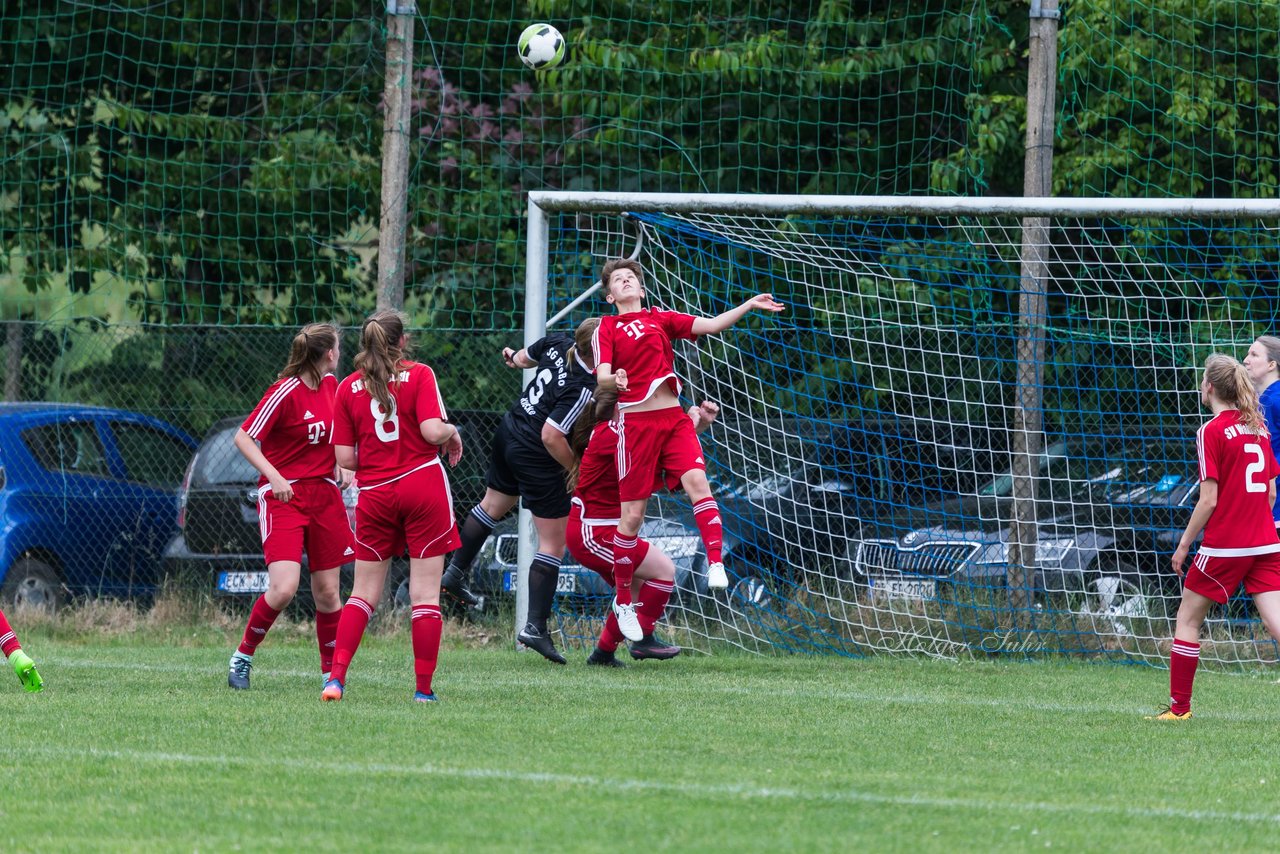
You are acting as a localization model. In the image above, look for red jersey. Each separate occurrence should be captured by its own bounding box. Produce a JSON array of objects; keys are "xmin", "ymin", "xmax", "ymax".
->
[
  {"xmin": 592, "ymin": 308, "xmax": 698, "ymax": 408},
  {"xmin": 574, "ymin": 421, "xmax": 623, "ymax": 522},
  {"xmin": 1197, "ymin": 409, "xmax": 1280, "ymax": 555},
  {"xmin": 333, "ymin": 362, "xmax": 448, "ymax": 488},
  {"xmin": 241, "ymin": 374, "xmax": 339, "ymax": 485}
]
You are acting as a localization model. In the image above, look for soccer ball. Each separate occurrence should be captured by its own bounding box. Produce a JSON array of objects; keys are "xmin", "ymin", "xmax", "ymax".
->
[{"xmin": 518, "ymin": 23, "xmax": 565, "ymax": 70}]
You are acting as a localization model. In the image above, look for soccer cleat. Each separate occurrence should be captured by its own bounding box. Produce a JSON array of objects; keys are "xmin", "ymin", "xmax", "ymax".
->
[
  {"xmin": 413, "ymin": 691, "xmax": 438, "ymax": 703},
  {"xmin": 441, "ymin": 564, "xmax": 485, "ymax": 611},
  {"xmin": 9, "ymin": 650, "xmax": 43, "ymax": 693},
  {"xmin": 1145, "ymin": 704, "xmax": 1192, "ymax": 721},
  {"xmin": 586, "ymin": 647, "xmax": 627, "ymax": 668},
  {"xmin": 322, "ymin": 671, "xmax": 331, "ymax": 685},
  {"xmin": 321, "ymin": 677, "xmax": 345, "ymax": 702},
  {"xmin": 706, "ymin": 561, "xmax": 729, "ymax": 590},
  {"xmin": 227, "ymin": 653, "xmax": 252, "ymax": 690},
  {"xmin": 612, "ymin": 599, "xmax": 644, "ymax": 642},
  {"xmin": 517, "ymin": 623, "xmax": 567, "ymax": 665},
  {"xmin": 629, "ymin": 633, "xmax": 681, "ymax": 661}
]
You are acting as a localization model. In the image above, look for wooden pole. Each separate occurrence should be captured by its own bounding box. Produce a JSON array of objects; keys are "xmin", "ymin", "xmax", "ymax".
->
[
  {"xmin": 1008, "ymin": 0, "xmax": 1060, "ymax": 624},
  {"xmin": 377, "ymin": 1, "xmax": 415, "ymax": 311}
]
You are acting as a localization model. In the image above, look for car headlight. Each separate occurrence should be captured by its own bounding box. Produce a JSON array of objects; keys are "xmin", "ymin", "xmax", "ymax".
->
[
  {"xmin": 648, "ymin": 536, "xmax": 701, "ymax": 559},
  {"xmin": 976, "ymin": 542, "xmax": 1009, "ymax": 565},
  {"xmin": 1035, "ymin": 538, "xmax": 1076, "ymax": 566}
]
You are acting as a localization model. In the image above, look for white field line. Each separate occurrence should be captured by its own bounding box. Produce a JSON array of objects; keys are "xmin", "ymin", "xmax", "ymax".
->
[
  {"xmin": 36, "ymin": 656, "xmax": 1280, "ymax": 723},
  {"xmin": 4, "ymin": 744, "xmax": 1278, "ymax": 827}
]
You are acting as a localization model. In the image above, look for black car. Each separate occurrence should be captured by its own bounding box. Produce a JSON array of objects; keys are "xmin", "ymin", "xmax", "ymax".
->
[
  {"xmin": 705, "ymin": 415, "xmax": 1008, "ymax": 603},
  {"xmin": 165, "ymin": 410, "xmax": 501, "ymax": 608},
  {"xmin": 852, "ymin": 432, "xmax": 1201, "ymax": 629}
]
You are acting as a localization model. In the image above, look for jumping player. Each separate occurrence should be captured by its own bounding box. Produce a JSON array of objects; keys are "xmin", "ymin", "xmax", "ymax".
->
[
  {"xmin": 440, "ymin": 319, "xmax": 598, "ymax": 664},
  {"xmin": 323, "ymin": 311, "xmax": 462, "ymax": 703},
  {"xmin": 0, "ymin": 610, "xmax": 42, "ymax": 692},
  {"xmin": 566, "ymin": 387, "xmax": 721, "ymax": 666},
  {"xmin": 227, "ymin": 323, "xmax": 353, "ymax": 690},
  {"xmin": 592, "ymin": 257, "xmax": 783, "ymax": 640},
  {"xmin": 1244, "ymin": 335, "xmax": 1280, "ymax": 532},
  {"xmin": 1151, "ymin": 354, "xmax": 1280, "ymax": 719}
]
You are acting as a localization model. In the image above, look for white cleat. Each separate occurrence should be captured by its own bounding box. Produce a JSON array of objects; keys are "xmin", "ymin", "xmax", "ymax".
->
[
  {"xmin": 706, "ymin": 561, "xmax": 729, "ymax": 590},
  {"xmin": 612, "ymin": 599, "xmax": 644, "ymax": 642}
]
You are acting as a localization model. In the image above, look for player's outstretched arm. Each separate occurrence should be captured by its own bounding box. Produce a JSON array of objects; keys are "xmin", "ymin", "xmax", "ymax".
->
[
  {"xmin": 1171, "ymin": 479, "xmax": 1218, "ymax": 577},
  {"xmin": 691, "ymin": 294, "xmax": 784, "ymax": 336},
  {"xmin": 596, "ymin": 364, "xmax": 628, "ymax": 392},
  {"xmin": 687, "ymin": 399, "xmax": 720, "ymax": 434},
  {"xmin": 502, "ymin": 346, "xmax": 536, "ymax": 369}
]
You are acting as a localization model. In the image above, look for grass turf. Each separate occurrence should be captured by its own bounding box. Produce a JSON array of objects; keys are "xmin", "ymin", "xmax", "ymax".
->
[{"xmin": 2, "ymin": 633, "xmax": 1279, "ymax": 852}]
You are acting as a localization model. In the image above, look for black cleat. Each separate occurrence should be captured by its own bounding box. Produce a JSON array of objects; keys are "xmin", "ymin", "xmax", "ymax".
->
[
  {"xmin": 586, "ymin": 647, "xmax": 627, "ymax": 668},
  {"xmin": 441, "ymin": 564, "xmax": 485, "ymax": 610},
  {"xmin": 629, "ymin": 633, "xmax": 681, "ymax": 661},
  {"xmin": 228, "ymin": 653, "xmax": 252, "ymax": 689},
  {"xmin": 517, "ymin": 623, "xmax": 567, "ymax": 665}
]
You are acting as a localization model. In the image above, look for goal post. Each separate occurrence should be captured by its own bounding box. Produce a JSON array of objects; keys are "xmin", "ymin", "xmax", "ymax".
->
[{"xmin": 522, "ymin": 192, "xmax": 1280, "ymax": 668}]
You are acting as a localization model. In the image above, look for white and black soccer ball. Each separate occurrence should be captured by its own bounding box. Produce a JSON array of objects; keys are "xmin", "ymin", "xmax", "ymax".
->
[{"xmin": 518, "ymin": 23, "xmax": 565, "ymax": 70}]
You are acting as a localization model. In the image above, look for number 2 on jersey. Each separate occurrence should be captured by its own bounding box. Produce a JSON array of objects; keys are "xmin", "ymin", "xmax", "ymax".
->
[{"xmin": 1245, "ymin": 442, "xmax": 1267, "ymax": 493}]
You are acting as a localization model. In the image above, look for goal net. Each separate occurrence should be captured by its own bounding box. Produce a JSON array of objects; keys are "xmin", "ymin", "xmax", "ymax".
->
[{"xmin": 526, "ymin": 193, "xmax": 1280, "ymax": 669}]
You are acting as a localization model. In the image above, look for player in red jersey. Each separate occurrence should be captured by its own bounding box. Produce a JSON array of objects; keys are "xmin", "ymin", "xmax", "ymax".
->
[
  {"xmin": 565, "ymin": 387, "xmax": 720, "ymax": 666},
  {"xmin": 592, "ymin": 257, "xmax": 783, "ymax": 640},
  {"xmin": 227, "ymin": 323, "xmax": 354, "ymax": 690},
  {"xmin": 322, "ymin": 310, "xmax": 462, "ymax": 703},
  {"xmin": 0, "ymin": 609, "xmax": 42, "ymax": 692},
  {"xmin": 1151, "ymin": 354, "xmax": 1280, "ymax": 720}
]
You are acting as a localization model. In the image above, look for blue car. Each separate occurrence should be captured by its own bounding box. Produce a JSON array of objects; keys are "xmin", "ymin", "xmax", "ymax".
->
[{"xmin": 0, "ymin": 403, "xmax": 197, "ymax": 609}]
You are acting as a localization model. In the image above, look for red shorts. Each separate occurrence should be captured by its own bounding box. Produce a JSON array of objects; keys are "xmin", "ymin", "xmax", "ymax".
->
[
  {"xmin": 257, "ymin": 478, "xmax": 354, "ymax": 570},
  {"xmin": 565, "ymin": 501, "xmax": 649, "ymax": 585},
  {"xmin": 615, "ymin": 406, "xmax": 705, "ymax": 503},
  {"xmin": 353, "ymin": 461, "xmax": 460, "ymax": 561},
  {"xmin": 1185, "ymin": 550, "xmax": 1280, "ymax": 604}
]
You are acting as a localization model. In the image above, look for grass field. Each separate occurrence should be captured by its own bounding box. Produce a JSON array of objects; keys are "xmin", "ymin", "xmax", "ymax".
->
[{"xmin": 3, "ymin": 625, "xmax": 1280, "ymax": 852}]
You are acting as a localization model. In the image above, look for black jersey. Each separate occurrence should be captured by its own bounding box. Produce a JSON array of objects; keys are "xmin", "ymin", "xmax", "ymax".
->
[{"xmin": 503, "ymin": 333, "xmax": 595, "ymax": 447}]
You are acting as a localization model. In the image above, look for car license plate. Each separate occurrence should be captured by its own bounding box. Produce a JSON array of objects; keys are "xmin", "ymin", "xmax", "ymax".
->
[
  {"xmin": 872, "ymin": 578, "xmax": 936, "ymax": 601},
  {"xmin": 502, "ymin": 571, "xmax": 577, "ymax": 594},
  {"xmin": 217, "ymin": 571, "xmax": 270, "ymax": 594}
]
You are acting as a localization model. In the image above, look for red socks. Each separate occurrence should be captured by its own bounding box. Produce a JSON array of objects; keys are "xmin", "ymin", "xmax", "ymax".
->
[
  {"xmin": 1169, "ymin": 639, "xmax": 1200, "ymax": 714},
  {"xmin": 329, "ymin": 596, "xmax": 374, "ymax": 684},
  {"xmin": 612, "ymin": 534, "xmax": 642, "ymax": 605},
  {"xmin": 637, "ymin": 579, "xmax": 674, "ymax": 634},
  {"xmin": 411, "ymin": 604, "xmax": 443, "ymax": 695},
  {"xmin": 237, "ymin": 596, "xmax": 282, "ymax": 657},
  {"xmin": 316, "ymin": 608, "xmax": 341, "ymax": 675},
  {"xmin": 692, "ymin": 498, "xmax": 723, "ymax": 565},
  {"xmin": 0, "ymin": 609, "xmax": 20, "ymax": 657}
]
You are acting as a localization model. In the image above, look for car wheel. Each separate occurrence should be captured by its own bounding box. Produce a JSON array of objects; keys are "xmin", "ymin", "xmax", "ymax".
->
[
  {"xmin": 729, "ymin": 575, "xmax": 773, "ymax": 610},
  {"xmin": 380, "ymin": 561, "xmax": 412, "ymax": 612},
  {"xmin": 1, "ymin": 558, "xmax": 63, "ymax": 612},
  {"xmin": 1078, "ymin": 566, "xmax": 1154, "ymax": 635}
]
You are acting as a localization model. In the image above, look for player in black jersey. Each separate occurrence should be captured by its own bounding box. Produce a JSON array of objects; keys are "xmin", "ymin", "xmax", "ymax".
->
[{"xmin": 442, "ymin": 318, "xmax": 598, "ymax": 663}]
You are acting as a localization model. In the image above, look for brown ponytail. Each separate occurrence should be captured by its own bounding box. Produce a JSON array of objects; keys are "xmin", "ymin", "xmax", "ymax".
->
[
  {"xmin": 1205, "ymin": 354, "xmax": 1267, "ymax": 435},
  {"xmin": 565, "ymin": 386, "xmax": 618, "ymax": 492},
  {"xmin": 280, "ymin": 323, "xmax": 339, "ymax": 388},
  {"xmin": 355, "ymin": 310, "xmax": 410, "ymax": 421}
]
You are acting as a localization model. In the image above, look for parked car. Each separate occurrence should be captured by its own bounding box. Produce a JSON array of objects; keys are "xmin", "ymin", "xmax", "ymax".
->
[
  {"xmin": 0, "ymin": 403, "xmax": 197, "ymax": 609},
  {"xmin": 851, "ymin": 432, "xmax": 1201, "ymax": 626},
  {"xmin": 706, "ymin": 415, "xmax": 1008, "ymax": 604},
  {"xmin": 166, "ymin": 410, "xmax": 501, "ymax": 606},
  {"xmin": 469, "ymin": 491, "xmax": 709, "ymax": 609}
]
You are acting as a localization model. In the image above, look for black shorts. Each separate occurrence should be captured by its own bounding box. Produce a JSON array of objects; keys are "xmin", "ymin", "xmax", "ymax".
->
[{"xmin": 486, "ymin": 418, "xmax": 571, "ymax": 518}]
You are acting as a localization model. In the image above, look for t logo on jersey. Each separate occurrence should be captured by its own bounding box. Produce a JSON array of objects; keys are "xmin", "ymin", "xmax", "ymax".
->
[
  {"xmin": 306, "ymin": 421, "xmax": 327, "ymax": 445},
  {"xmin": 622, "ymin": 319, "xmax": 646, "ymax": 340}
]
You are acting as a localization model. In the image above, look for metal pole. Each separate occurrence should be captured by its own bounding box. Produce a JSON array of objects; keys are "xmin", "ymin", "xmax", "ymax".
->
[
  {"xmin": 1008, "ymin": 0, "xmax": 1060, "ymax": 624},
  {"xmin": 515, "ymin": 198, "xmax": 551, "ymax": 642},
  {"xmin": 376, "ymin": 0, "xmax": 415, "ymax": 311}
]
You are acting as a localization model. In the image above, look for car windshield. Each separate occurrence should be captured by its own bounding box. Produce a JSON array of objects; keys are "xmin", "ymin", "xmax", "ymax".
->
[
  {"xmin": 1109, "ymin": 469, "xmax": 1197, "ymax": 505},
  {"xmin": 195, "ymin": 427, "xmax": 259, "ymax": 485}
]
